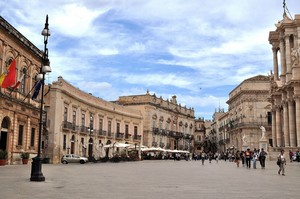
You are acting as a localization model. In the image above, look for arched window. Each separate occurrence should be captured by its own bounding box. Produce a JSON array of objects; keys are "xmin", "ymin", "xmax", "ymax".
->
[{"xmin": 20, "ymin": 67, "xmax": 27, "ymax": 94}]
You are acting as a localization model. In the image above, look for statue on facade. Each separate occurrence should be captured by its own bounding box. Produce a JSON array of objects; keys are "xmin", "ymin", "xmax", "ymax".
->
[
  {"xmin": 259, "ymin": 126, "xmax": 266, "ymax": 139},
  {"xmin": 242, "ymin": 134, "xmax": 247, "ymax": 145},
  {"xmin": 291, "ymin": 47, "xmax": 300, "ymax": 67}
]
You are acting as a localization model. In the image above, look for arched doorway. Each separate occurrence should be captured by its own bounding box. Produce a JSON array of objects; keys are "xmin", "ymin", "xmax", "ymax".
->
[
  {"xmin": 0, "ymin": 117, "xmax": 10, "ymax": 151},
  {"xmin": 70, "ymin": 135, "xmax": 75, "ymax": 154},
  {"xmin": 88, "ymin": 138, "xmax": 93, "ymax": 160}
]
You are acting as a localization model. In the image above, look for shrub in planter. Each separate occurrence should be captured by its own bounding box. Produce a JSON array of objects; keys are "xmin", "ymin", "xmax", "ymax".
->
[
  {"xmin": 20, "ymin": 152, "xmax": 30, "ymax": 159},
  {"xmin": 0, "ymin": 149, "xmax": 8, "ymax": 166},
  {"xmin": 20, "ymin": 152, "xmax": 30, "ymax": 164}
]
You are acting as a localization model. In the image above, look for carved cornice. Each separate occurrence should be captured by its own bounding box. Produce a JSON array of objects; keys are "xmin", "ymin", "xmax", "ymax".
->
[{"xmin": 0, "ymin": 16, "xmax": 42, "ymax": 58}]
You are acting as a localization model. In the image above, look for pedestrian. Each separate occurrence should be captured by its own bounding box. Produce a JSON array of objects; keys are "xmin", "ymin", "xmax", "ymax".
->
[
  {"xmin": 245, "ymin": 148, "xmax": 251, "ymax": 168},
  {"xmin": 296, "ymin": 149, "xmax": 300, "ymax": 162},
  {"xmin": 201, "ymin": 152, "xmax": 205, "ymax": 165},
  {"xmin": 235, "ymin": 151, "xmax": 240, "ymax": 167},
  {"xmin": 259, "ymin": 148, "xmax": 267, "ymax": 168},
  {"xmin": 240, "ymin": 151, "xmax": 245, "ymax": 167},
  {"xmin": 215, "ymin": 152, "xmax": 219, "ymax": 163},
  {"xmin": 253, "ymin": 149, "xmax": 259, "ymax": 169},
  {"xmin": 277, "ymin": 149, "xmax": 286, "ymax": 176},
  {"xmin": 289, "ymin": 150, "xmax": 294, "ymax": 163},
  {"xmin": 208, "ymin": 152, "xmax": 212, "ymax": 163}
]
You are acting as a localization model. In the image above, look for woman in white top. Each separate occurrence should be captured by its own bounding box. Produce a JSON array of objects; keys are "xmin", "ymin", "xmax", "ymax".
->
[{"xmin": 278, "ymin": 149, "xmax": 286, "ymax": 176}]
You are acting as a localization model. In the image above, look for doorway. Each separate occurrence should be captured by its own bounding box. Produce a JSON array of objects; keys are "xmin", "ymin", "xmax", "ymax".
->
[{"xmin": 0, "ymin": 117, "xmax": 9, "ymax": 151}]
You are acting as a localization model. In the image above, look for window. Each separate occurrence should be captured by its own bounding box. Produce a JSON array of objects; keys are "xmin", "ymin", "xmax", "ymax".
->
[
  {"xmin": 72, "ymin": 110, "xmax": 76, "ymax": 125},
  {"xmin": 89, "ymin": 114, "xmax": 93, "ymax": 129},
  {"xmin": 159, "ymin": 121, "xmax": 162, "ymax": 130},
  {"xmin": 125, "ymin": 124, "xmax": 129, "ymax": 135},
  {"xmin": 152, "ymin": 120, "xmax": 156, "ymax": 128},
  {"xmin": 81, "ymin": 113, "xmax": 85, "ymax": 127},
  {"xmin": 64, "ymin": 107, "xmax": 68, "ymax": 122},
  {"xmin": 30, "ymin": 128, "xmax": 35, "ymax": 147},
  {"xmin": 99, "ymin": 118, "xmax": 103, "ymax": 131},
  {"xmin": 108, "ymin": 121, "xmax": 112, "ymax": 133},
  {"xmin": 63, "ymin": 135, "xmax": 67, "ymax": 150},
  {"xmin": 267, "ymin": 112, "xmax": 272, "ymax": 125},
  {"xmin": 116, "ymin": 123, "xmax": 120, "ymax": 134},
  {"xmin": 18, "ymin": 125, "xmax": 24, "ymax": 145},
  {"xmin": 134, "ymin": 126, "xmax": 138, "ymax": 137},
  {"xmin": 166, "ymin": 123, "xmax": 170, "ymax": 131}
]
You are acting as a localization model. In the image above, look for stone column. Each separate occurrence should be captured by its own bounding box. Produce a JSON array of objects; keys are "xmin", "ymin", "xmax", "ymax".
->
[
  {"xmin": 272, "ymin": 109, "xmax": 277, "ymax": 147},
  {"xmin": 288, "ymin": 98, "xmax": 296, "ymax": 147},
  {"xmin": 285, "ymin": 34, "xmax": 292, "ymax": 82},
  {"xmin": 295, "ymin": 96, "xmax": 300, "ymax": 147},
  {"xmin": 272, "ymin": 47, "xmax": 279, "ymax": 81},
  {"xmin": 283, "ymin": 101, "xmax": 290, "ymax": 147},
  {"xmin": 279, "ymin": 34, "xmax": 286, "ymax": 84},
  {"xmin": 275, "ymin": 106, "xmax": 282, "ymax": 147}
]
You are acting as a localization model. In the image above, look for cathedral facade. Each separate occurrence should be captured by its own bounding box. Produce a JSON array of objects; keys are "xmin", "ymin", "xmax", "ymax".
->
[{"xmin": 268, "ymin": 13, "xmax": 300, "ymax": 149}]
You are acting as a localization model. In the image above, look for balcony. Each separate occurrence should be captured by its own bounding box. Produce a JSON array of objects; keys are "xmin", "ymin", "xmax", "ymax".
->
[
  {"xmin": 107, "ymin": 132, "xmax": 114, "ymax": 138},
  {"xmin": 125, "ymin": 133, "xmax": 132, "ymax": 139},
  {"xmin": 116, "ymin": 133, "xmax": 124, "ymax": 140},
  {"xmin": 133, "ymin": 134, "xmax": 141, "ymax": 141},
  {"xmin": 98, "ymin": 130, "xmax": 106, "ymax": 137}
]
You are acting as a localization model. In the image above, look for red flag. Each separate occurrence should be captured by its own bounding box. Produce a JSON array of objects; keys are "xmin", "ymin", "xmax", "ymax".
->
[{"xmin": 1, "ymin": 59, "xmax": 16, "ymax": 88}]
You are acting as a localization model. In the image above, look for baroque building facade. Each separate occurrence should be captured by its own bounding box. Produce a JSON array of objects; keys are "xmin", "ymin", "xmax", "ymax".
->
[
  {"xmin": 226, "ymin": 75, "xmax": 272, "ymax": 151},
  {"xmin": 212, "ymin": 76, "xmax": 272, "ymax": 154},
  {"xmin": 44, "ymin": 77, "xmax": 144, "ymax": 164},
  {"xmin": 268, "ymin": 12, "xmax": 300, "ymax": 149},
  {"xmin": 211, "ymin": 109, "xmax": 228, "ymax": 153},
  {"xmin": 0, "ymin": 16, "xmax": 42, "ymax": 164},
  {"xmin": 115, "ymin": 92, "xmax": 195, "ymax": 152},
  {"xmin": 194, "ymin": 117, "xmax": 206, "ymax": 154}
]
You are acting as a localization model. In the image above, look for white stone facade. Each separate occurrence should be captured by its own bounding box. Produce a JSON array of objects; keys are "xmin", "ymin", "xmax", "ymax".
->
[
  {"xmin": 45, "ymin": 77, "xmax": 144, "ymax": 164},
  {"xmin": 116, "ymin": 92, "xmax": 195, "ymax": 151}
]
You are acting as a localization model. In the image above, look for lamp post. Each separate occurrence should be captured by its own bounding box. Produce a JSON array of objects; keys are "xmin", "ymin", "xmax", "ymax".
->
[
  {"xmin": 30, "ymin": 15, "xmax": 51, "ymax": 182},
  {"xmin": 88, "ymin": 115, "xmax": 93, "ymax": 161}
]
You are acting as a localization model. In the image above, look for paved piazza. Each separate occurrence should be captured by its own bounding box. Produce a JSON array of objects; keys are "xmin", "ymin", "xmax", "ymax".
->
[{"xmin": 1, "ymin": 160, "xmax": 300, "ymax": 199}]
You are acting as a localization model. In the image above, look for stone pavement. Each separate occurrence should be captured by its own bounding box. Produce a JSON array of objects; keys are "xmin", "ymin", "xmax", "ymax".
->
[{"xmin": 0, "ymin": 159, "xmax": 300, "ymax": 199}]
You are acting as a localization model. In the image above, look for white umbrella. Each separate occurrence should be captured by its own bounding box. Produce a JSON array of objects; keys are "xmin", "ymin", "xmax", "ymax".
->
[
  {"xmin": 100, "ymin": 144, "xmax": 106, "ymax": 158},
  {"xmin": 104, "ymin": 142, "xmax": 130, "ymax": 148},
  {"xmin": 108, "ymin": 147, "xmax": 113, "ymax": 159}
]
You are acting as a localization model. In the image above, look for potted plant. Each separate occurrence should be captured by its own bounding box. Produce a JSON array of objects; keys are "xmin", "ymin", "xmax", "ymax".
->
[
  {"xmin": 0, "ymin": 149, "xmax": 8, "ymax": 166},
  {"xmin": 20, "ymin": 152, "xmax": 30, "ymax": 164}
]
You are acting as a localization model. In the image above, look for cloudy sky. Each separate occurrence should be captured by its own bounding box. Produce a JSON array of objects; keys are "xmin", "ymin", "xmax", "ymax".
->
[{"xmin": 1, "ymin": 0, "xmax": 299, "ymax": 119}]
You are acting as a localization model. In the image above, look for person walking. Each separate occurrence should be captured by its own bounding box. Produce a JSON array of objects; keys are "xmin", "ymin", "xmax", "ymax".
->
[
  {"xmin": 289, "ymin": 150, "xmax": 294, "ymax": 163},
  {"xmin": 245, "ymin": 148, "xmax": 251, "ymax": 168},
  {"xmin": 259, "ymin": 148, "xmax": 267, "ymax": 168},
  {"xmin": 240, "ymin": 151, "xmax": 245, "ymax": 167},
  {"xmin": 201, "ymin": 152, "xmax": 206, "ymax": 165},
  {"xmin": 235, "ymin": 151, "xmax": 240, "ymax": 167},
  {"xmin": 296, "ymin": 149, "xmax": 300, "ymax": 162},
  {"xmin": 278, "ymin": 149, "xmax": 286, "ymax": 176},
  {"xmin": 253, "ymin": 149, "xmax": 258, "ymax": 169}
]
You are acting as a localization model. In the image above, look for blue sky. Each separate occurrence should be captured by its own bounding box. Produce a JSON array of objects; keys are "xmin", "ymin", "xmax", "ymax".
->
[{"xmin": 1, "ymin": 0, "xmax": 300, "ymax": 120}]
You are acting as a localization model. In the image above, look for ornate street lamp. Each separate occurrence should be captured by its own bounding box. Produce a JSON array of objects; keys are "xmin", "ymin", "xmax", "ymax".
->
[
  {"xmin": 30, "ymin": 15, "xmax": 51, "ymax": 182},
  {"xmin": 88, "ymin": 115, "xmax": 93, "ymax": 161}
]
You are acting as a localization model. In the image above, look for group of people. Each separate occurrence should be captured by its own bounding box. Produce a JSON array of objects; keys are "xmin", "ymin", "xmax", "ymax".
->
[{"xmin": 234, "ymin": 148, "xmax": 267, "ymax": 169}]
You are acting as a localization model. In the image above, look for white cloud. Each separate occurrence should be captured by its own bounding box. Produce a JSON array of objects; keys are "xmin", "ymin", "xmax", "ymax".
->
[{"xmin": 2, "ymin": 0, "xmax": 300, "ymax": 119}]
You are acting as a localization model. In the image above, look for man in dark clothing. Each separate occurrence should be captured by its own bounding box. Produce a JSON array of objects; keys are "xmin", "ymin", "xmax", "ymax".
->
[
  {"xmin": 259, "ymin": 148, "xmax": 267, "ymax": 168},
  {"xmin": 245, "ymin": 148, "xmax": 251, "ymax": 168}
]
